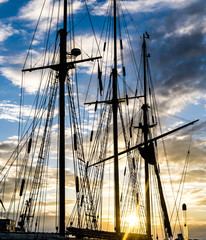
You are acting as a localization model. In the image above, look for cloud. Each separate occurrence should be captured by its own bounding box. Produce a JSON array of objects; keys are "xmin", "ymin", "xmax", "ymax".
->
[
  {"xmin": 91, "ymin": 0, "xmax": 191, "ymax": 16},
  {"xmin": 123, "ymin": 0, "xmax": 188, "ymax": 13},
  {"xmin": 0, "ymin": 100, "xmax": 43, "ymax": 126},
  {"xmin": 18, "ymin": 0, "xmax": 57, "ymax": 22},
  {"xmin": 196, "ymin": 198, "xmax": 206, "ymax": 206},
  {"xmin": 141, "ymin": 0, "xmax": 206, "ymax": 117},
  {"xmin": 0, "ymin": 141, "xmax": 16, "ymax": 151},
  {"xmin": 17, "ymin": 0, "xmax": 83, "ymax": 40},
  {"xmin": 18, "ymin": 0, "xmax": 83, "ymax": 21},
  {"xmin": 0, "ymin": 140, "xmax": 17, "ymax": 167},
  {"xmin": 0, "ymin": 50, "xmax": 29, "ymax": 66},
  {"xmin": 0, "ymin": 0, "xmax": 8, "ymax": 4},
  {"xmin": 0, "ymin": 66, "xmax": 55, "ymax": 94},
  {"xmin": 0, "ymin": 22, "xmax": 19, "ymax": 42},
  {"xmin": 0, "ymin": 101, "xmax": 21, "ymax": 122},
  {"xmin": 185, "ymin": 169, "xmax": 206, "ymax": 184},
  {"xmin": 69, "ymin": 0, "xmax": 206, "ymax": 122}
]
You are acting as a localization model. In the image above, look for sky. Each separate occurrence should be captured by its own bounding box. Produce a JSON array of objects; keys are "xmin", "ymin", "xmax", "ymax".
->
[{"xmin": 0, "ymin": 0, "xmax": 206, "ymax": 239}]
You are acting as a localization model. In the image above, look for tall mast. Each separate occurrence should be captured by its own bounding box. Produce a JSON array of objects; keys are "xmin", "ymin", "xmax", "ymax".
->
[
  {"xmin": 21, "ymin": 0, "xmax": 100, "ymax": 235},
  {"xmin": 59, "ymin": 0, "xmax": 67, "ymax": 236},
  {"xmin": 142, "ymin": 33, "xmax": 151, "ymax": 237},
  {"xmin": 113, "ymin": 0, "xmax": 120, "ymax": 234}
]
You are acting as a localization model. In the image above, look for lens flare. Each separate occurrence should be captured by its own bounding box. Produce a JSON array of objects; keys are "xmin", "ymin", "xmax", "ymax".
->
[{"xmin": 126, "ymin": 213, "xmax": 139, "ymax": 227}]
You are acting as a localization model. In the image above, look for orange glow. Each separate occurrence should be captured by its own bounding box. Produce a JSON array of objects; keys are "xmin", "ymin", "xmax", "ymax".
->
[{"xmin": 126, "ymin": 213, "xmax": 139, "ymax": 227}]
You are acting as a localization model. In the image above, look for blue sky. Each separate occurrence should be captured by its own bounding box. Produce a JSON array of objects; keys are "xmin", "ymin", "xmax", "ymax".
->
[{"xmin": 0, "ymin": 0, "xmax": 206, "ymax": 238}]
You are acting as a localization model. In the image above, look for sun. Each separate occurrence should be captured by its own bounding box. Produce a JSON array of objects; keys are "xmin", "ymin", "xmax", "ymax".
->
[{"xmin": 126, "ymin": 213, "xmax": 139, "ymax": 227}]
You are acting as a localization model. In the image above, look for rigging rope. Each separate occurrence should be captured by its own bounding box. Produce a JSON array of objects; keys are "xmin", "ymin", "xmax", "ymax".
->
[{"xmin": 172, "ymin": 126, "xmax": 194, "ymax": 235}]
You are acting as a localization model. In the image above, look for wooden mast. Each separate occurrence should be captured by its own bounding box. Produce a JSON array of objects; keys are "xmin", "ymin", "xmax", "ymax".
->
[
  {"xmin": 113, "ymin": 0, "xmax": 120, "ymax": 234},
  {"xmin": 142, "ymin": 33, "xmax": 151, "ymax": 237},
  {"xmin": 59, "ymin": 0, "xmax": 67, "ymax": 236}
]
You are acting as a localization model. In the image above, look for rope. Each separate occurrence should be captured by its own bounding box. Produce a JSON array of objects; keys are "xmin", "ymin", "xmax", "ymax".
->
[
  {"xmin": 172, "ymin": 126, "xmax": 194, "ymax": 235},
  {"xmin": 83, "ymin": 0, "xmax": 101, "ymax": 57},
  {"xmin": 22, "ymin": 0, "xmax": 47, "ymax": 69}
]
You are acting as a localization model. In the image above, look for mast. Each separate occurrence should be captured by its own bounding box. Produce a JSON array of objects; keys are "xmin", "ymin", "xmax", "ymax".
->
[
  {"xmin": 142, "ymin": 33, "xmax": 151, "ymax": 237},
  {"xmin": 113, "ymin": 0, "xmax": 120, "ymax": 234},
  {"xmin": 20, "ymin": 0, "xmax": 100, "ymax": 235},
  {"xmin": 59, "ymin": 0, "xmax": 67, "ymax": 236}
]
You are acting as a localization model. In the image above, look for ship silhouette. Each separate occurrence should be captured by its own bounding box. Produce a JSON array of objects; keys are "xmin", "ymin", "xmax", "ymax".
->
[{"xmin": 0, "ymin": 0, "xmax": 198, "ymax": 239}]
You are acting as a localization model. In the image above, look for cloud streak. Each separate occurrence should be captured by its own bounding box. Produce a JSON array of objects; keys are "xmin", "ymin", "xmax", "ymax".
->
[{"xmin": 0, "ymin": 22, "xmax": 19, "ymax": 42}]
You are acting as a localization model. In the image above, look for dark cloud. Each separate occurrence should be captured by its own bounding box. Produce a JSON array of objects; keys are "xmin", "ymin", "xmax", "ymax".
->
[
  {"xmin": 157, "ymin": 134, "xmax": 204, "ymax": 162},
  {"xmin": 189, "ymin": 120, "xmax": 206, "ymax": 139},
  {"xmin": 0, "ymin": 141, "xmax": 16, "ymax": 151},
  {"xmin": 142, "ymin": 0, "xmax": 206, "ymax": 113},
  {"xmin": 0, "ymin": 141, "xmax": 17, "ymax": 167},
  {"xmin": 189, "ymin": 224, "xmax": 206, "ymax": 239}
]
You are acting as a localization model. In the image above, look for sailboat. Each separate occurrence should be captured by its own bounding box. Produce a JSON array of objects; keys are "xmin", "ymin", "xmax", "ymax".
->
[{"xmin": 0, "ymin": 0, "xmax": 198, "ymax": 239}]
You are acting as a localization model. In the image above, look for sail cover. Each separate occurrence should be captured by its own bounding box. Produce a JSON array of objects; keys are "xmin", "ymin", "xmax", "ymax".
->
[{"xmin": 139, "ymin": 142, "xmax": 156, "ymax": 165}]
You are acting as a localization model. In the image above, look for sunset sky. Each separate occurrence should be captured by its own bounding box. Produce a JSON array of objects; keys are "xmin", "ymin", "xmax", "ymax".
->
[{"xmin": 0, "ymin": 0, "xmax": 206, "ymax": 239}]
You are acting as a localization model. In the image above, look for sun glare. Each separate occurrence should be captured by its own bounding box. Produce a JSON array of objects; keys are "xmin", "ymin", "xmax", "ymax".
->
[{"xmin": 126, "ymin": 213, "xmax": 139, "ymax": 227}]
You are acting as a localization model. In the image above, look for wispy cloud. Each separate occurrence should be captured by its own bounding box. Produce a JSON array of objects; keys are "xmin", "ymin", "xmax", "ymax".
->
[
  {"xmin": 0, "ymin": 22, "xmax": 19, "ymax": 42},
  {"xmin": 0, "ymin": 100, "xmax": 33, "ymax": 122},
  {"xmin": 0, "ymin": 65, "xmax": 54, "ymax": 94},
  {"xmin": 17, "ymin": 0, "xmax": 83, "ymax": 40},
  {"xmin": 91, "ymin": 0, "xmax": 191, "ymax": 16},
  {"xmin": 0, "ymin": 0, "xmax": 8, "ymax": 4},
  {"xmin": 18, "ymin": 0, "xmax": 83, "ymax": 21}
]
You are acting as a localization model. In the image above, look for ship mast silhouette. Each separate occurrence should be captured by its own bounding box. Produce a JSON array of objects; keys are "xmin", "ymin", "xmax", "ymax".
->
[
  {"xmin": 55, "ymin": 0, "xmax": 197, "ymax": 238},
  {"xmin": 21, "ymin": 0, "xmax": 198, "ymax": 238},
  {"xmin": 22, "ymin": 0, "xmax": 101, "ymax": 236},
  {"xmin": 58, "ymin": 0, "xmax": 102, "ymax": 235},
  {"xmin": 58, "ymin": 0, "xmax": 67, "ymax": 235},
  {"xmin": 142, "ymin": 32, "xmax": 151, "ymax": 237},
  {"xmin": 113, "ymin": 0, "xmax": 120, "ymax": 234}
]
